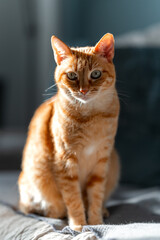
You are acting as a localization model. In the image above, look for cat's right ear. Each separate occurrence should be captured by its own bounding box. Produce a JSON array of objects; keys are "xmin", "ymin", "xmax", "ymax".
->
[
  {"xmin": 94, "ymin": 33, "xmax": 114, "ymax": 62},
  {"xmin": 51, "ymin": 36, "xmax": 72, "ymax": 65}
]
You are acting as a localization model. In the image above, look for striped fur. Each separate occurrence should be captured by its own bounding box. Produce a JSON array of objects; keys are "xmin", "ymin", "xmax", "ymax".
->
[{"xmin": 18, "ymin": 34, "xmax": 120, "ymax": 231}]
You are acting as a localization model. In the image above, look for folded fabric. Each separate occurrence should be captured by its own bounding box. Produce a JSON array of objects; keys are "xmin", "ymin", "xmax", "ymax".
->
[{"xmin": 1, "ymin": 200, "xmax": 160, "ymax": 240}]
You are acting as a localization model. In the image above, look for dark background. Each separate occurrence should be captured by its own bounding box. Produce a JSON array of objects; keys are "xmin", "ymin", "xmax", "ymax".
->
[{"xmin": 0, "ymin": 0, "xmax": 160, "ymax": 186}]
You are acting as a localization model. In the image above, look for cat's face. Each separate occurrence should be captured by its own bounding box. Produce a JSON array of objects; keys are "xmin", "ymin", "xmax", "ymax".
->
[{"xmin": 52, "ymin": 34, "xmax": 115, "ymax": 103}]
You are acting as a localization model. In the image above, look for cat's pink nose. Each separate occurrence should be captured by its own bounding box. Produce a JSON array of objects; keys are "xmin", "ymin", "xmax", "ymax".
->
[{"xmin": 80, "ymin": 88, "xmax": 88, "ymax": 95}]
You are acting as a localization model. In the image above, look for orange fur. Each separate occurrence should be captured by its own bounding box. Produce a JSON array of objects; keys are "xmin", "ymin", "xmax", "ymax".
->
[{"xmin": 18, "ymin": 33, "xmax": 120, "ymax": 231}]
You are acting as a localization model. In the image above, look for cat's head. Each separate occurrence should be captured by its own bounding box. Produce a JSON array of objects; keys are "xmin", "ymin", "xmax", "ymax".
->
[{"xmin": 51, "ymin": 34, "xmax": 116, "ymax": 104}]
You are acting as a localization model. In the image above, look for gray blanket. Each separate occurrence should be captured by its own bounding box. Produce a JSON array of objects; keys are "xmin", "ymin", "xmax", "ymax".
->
[{"xmin": 0, "ymin": 172, "xmax": 160, "ymax": 239}]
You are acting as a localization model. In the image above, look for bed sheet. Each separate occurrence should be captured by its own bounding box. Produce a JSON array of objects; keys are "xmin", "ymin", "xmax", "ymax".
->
[{"xmin": 0, "ymin": 171, "xmax": 160, "ymax": 240}]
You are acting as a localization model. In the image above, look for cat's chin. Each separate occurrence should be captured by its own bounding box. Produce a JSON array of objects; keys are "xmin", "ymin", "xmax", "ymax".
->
[
  {"xmin": 73, "ymin": 95, "xmax": 94, "ymax": 104},
  {"xmin": 75, "ymin": 97, "xmax": 88, "ymax": 104}
]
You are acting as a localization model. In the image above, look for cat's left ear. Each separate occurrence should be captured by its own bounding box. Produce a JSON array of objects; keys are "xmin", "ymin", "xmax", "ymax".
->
[
  {"xmin": 51, "ymin": 36, "xmax": 72, "ymax": 65},
  {"xmin": 94, "ymin": 33, "xmax": 114, "ymax": 61}
]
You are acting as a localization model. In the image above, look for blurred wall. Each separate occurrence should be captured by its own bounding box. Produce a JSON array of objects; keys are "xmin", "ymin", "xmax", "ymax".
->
[
  {"xmin": 84, "ymin": 0, "xmax": 160, "ymax": 41},
  {"xmin": 0, "ymin": 1, "xmax": 27, "ymax": 127},
  {"xmin": 60, "ymin": 0, "xmax": 160, "ymax": 43},
  {"xmin": 0, "ymin": 0, "xmax": 62, "ymax": 128},
  {"xmin": 0, "ymin": 0, "xmax": 160, "ymax": 129}
]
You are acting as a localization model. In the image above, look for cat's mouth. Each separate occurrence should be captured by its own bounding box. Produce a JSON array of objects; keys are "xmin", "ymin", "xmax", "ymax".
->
[
  {"xmin": 69, "ymin": 87, "xmax": 102, "ymax": 104},
  {"xmin": 79, "ymin": 94, "xmax": 89, "ymax": 99},
  {"xmin": 72, "ymin": 92, "xmax": 95, "ymax": 103}
]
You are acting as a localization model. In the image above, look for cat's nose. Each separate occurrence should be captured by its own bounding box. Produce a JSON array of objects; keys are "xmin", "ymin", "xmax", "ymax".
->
[{"xmin": 80, "ymin": 88, "xmax": 89, "ymax": 95}]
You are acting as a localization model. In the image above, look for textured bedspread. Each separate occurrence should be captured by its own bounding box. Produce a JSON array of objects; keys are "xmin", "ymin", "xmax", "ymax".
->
[{"xmin": 0, "ymin": 172, "xmax": 160, "ymax": 240}]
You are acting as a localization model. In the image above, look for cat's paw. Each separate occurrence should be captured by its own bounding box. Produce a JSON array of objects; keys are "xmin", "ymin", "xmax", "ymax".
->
[
  {"xmin": 70, "ymin": 224, "xmax": 83, "ymax": 232},
  {"xmin": 69, "ymin": 218, "xmax": 87, "ymax": 232}
]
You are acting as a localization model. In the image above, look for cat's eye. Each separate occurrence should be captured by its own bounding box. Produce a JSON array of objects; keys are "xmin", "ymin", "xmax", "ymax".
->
[
  {"xmin": 67, "ymin": 72, "xmax": 78, "ymax": 80},
  {"xmin": 90, "ymin": 70, "xmax": 102, "ymax": 79}
]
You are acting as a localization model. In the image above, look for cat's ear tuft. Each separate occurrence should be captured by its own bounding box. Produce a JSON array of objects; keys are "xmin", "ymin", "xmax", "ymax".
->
[
  {"xmin": 94, "ymin": 33, "xmax": 114, "ymax": 61},
  {"xmin": 51, "ymin": 36, "xmax": 72, "ymax": 65}
]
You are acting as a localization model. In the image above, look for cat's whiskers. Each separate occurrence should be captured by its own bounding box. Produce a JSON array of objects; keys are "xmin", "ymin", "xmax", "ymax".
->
[
  {"xmin": 115, "ymin": 77, "xmax": 129, "ymax": 105},
  {"xmin": 59, "ymin": 86, "xmax": 76, "ymax": 104},
  {"xmin": 117, "ymin": 92, "xmax": 130, "ymax": 98},
  {"xmin": 101, "ymin": 88, "xmax": 128, "ymax": 106},
  {"xmin": 42, "ymin": 88, "xmax": 57, "ymax": 102},
  {"xmin": 45, "ymin": 83, "xmax": 57, "ymax": 92},
  {"xmin": 43, "ymin": 96, "xmax": 56, "ymax": 103},
  {"xmin": 43, "ymin": 93, "xmax": 54, "ymax": 96},
  {"xmin": 117, "ymin": 91, "xmax": 129, "ymax": 106},
  {"xmin": 118, "ymin": 96, "xmax": 128, "ymax": 106}
]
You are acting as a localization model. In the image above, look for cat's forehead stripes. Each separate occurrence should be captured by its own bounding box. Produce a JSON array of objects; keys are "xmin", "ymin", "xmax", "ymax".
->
[
  {"xmin": 71, "ymin": 46, "xmax": 94, "ymax": 54},
  {"xmin": 71, "ymin": 48, "xmax": 100, "ymax": 71}
]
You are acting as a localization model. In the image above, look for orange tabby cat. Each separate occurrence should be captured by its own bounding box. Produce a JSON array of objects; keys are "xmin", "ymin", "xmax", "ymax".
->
[{"xmin": 18, "ymin": 33, "xmax": 120, "ymax": 231}]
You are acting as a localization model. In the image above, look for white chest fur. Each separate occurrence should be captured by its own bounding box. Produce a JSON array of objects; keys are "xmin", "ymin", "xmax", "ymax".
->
[
  {"xmin": 84, "ymin": 143, "xmax": 97, "ymax": 156},
  {"xmin": 78, "ymin": 138, "xmax": 108, "ymax": 189}
]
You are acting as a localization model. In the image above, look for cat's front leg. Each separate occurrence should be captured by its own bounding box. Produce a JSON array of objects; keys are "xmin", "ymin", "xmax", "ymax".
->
[
  {"xmin": 55, "ymin": 156, "xmax": 86, "ymax": 232},
  {"xmin": 86, "ymin": 157, "xmax": 108, "ymax": 225}
]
